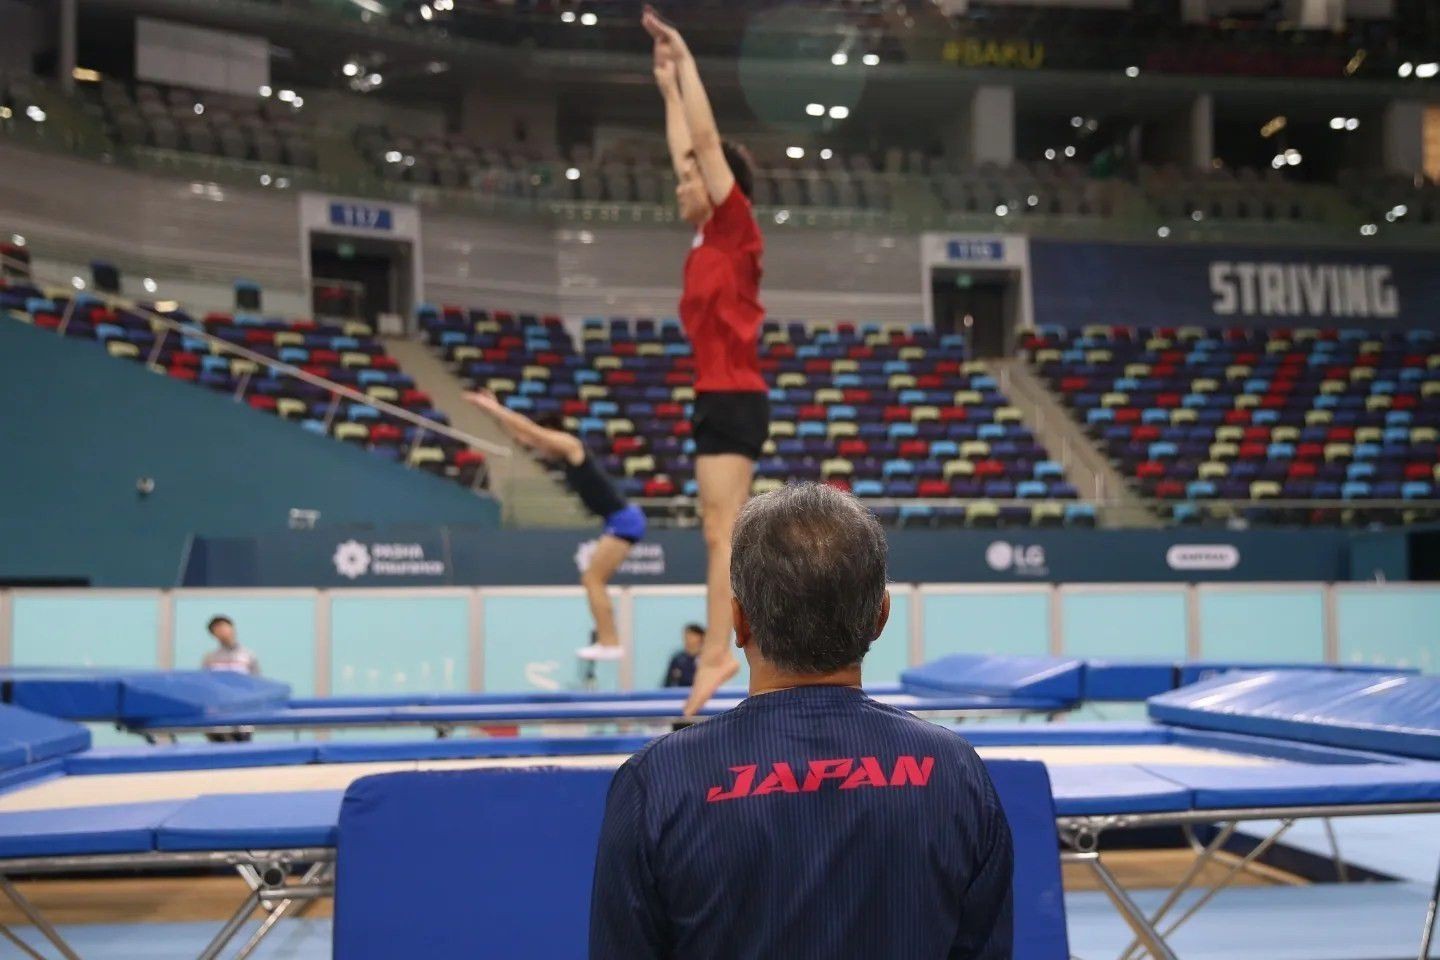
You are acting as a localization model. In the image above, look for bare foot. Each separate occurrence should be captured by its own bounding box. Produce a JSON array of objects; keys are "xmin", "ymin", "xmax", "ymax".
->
[{"xmin": 681, "ymin": 655, "xmax": 740, "ymax": 717}]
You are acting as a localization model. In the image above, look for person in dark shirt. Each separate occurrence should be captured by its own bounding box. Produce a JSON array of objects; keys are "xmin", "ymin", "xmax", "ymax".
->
[
  {"xmin": 464, "ymin": 390, "xmax": 644, "ymax": 661},
  {"xmin": 591, "ymin": 483, "xmax": 1013, "ymax": 959},
  {"xmin": 662, "ymin": 623, "xmax": 704, "ymax": 687}
]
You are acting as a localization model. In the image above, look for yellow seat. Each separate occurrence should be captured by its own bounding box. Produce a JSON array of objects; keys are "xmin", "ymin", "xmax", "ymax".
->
[
  {"xmin": 582, "ymin": 327, "xmax": 608, "ymax": 341},
  {"xmin": 106, "ymin": 341, "xmax": 140, "ymax": 359},
  {"xmin": 340, "ymin": 351, "xmax": 371, "ymax": 368},
  {"xmin": 832, "ymin": 359, "xmax": 859, "ymax": 374},
  {"xmin": 1225, "ymin": 364, "xmax": 1251, "ymax": 380},
  {"xmin": 1034, "ymin": 349, "xmax": 1061, "ymax": 364},
  {"xmin": 814, "ymin": 388, "xmax": 843, "ymax": 405},
  {"xmin": 910, "ymin": 405, "xmax": 940, "ymax": 422},
  {"xmin": 1145, "ymin": 337, "xmax": 1172, "ymax": 351},
  {"xmin": 994, "ymin": 406, "xmax": 1023, "ymax": 424},
  {"xmin": 623, "ymin": 455, "xmax": 655, "ymax": 476},
  {"xmin": 474, "ymin": 321, "xmax": 500, "ymax": 335},
  {"xmin": 1177, "ymin": 325, "xmax": 1205, "ymax": 341},
  {"xmin": 1265, "ymin": 339, "xmax": 1292, "ymax": 354},
  {"xmin": 521, "ymin": 365, "xmax": 550, "ymax": 381},
  {"xmin": 1169, "ymin": 408, "xmax": 1197, "ymax": 425},
  {"xmin": 1324, "ymin": 443, "xmax": 1353, "ymax": 461},
  {"xmin": 961, "ymin": 361, "xmax": 989, "ymax": 375},
  {"xmin": 1354, "ymin": 426, "xmax": 1382, "ymax": 445},
  {"xmin": 1198, "ymin": 461, "xmax": 1228, "ymax": 479},
  {"xmin": 637, "ymin": 343, "xmax": 663, "ymax": 357},
  {"xmin": 1350, "ymin": 366, "xmax": 1375, "ymax": 381},
  {"xmin": 898, "ymin": 346, "xmax": 925, "ymax": 362},
  {"xmin": 607, "ymin": 419, "xmax": 636, "ymax": 438},
  {"xmin": 1085, "ymin": 349, "xmax": 1113, "ymax": 363},
  {"xmin": 1234, "ymin": 394, "xmax": 1259, "ymax": 410},
  {"xmin": 366, "ymin": 385, "xmax": 399, "ymax": 403},
  {"xmin": 9, "ymin": 309, "xmax": 32, "ymax": 324},
  {"xmin": 1271, "ymin": 426, "xmax": 1299, "ymax": 443},
  {"xmin": 864, "ymin": 332, "xmax": 888, "ymax": 347},
  {"xmin": 752, "ymin": 477, "xmax": 784, "ymax": 495},
  {"xmin": 1124, "ymin": 363, "xmax": 1152, "ymax": 378},
  {"xmin": 1031, "ymin": 503, "xmax": 1064, "ymax": 524},
  {"xmin": 1422, "ymin": 381, "xmax": 1440, "ymax": 398},
  {"xmin": 452, "ymin": 346, "xmax": 481, "ymax": 363},
  {"xmin": 1305, "ymin": 409, "xmax": 1333, "ymax": 425},
  {"xmin": 1319, "ymin": 380, "xmax": 1346, "ymax": 395},
  {"xmin": 1360, "ymin": 339, "xmax": 1383, "ymax": 354},
  {"xmin": 334, "ymin": 423, "xmax": 367, "ymax": 442},
  {"xmin": 147, "ymin": 362, "xmax": 166, "ymax": 375},
  {"xmin": 944, "ymin": 459, "xmax": 975, "ymax": 479},
  {"xmin": 1190, "ymin": 378, "xmax": 1218, "ymax": 393},
  {"xmin": 763, "ymin": 331, "xmax": 789, "ymax": 346},
  {"xmin": 827, "ymin": 421, "xmax": 859, "ymax": 438},
  {"xmin": 960, "ymin": 440, "xmax": 990, "ymax": 459},
  {"xmin": 578, "ymin": 384, "xmax": 608, "ymax": 400},
  {"xmin": 408, "ymin": 445, "xmax": 445, "ymax": 467},
  {"xmin": 1100, "ymin": 392, "xmax": 1129, "ymax": 408},
  {"xmin": 1428, "ymin": 353, "xmax": 1440, "ymax": 369},
  {"xmin": 343, "ymin": 321, "xmax": 374, "ymax": 338},
  {"xmin": 761, "ymin": 439, "xmax": 777, "ymax": 456},
  {"xmin": 1082, "ymin": 324, "xmax": 1110, "ymax": 339},
  {"xmin": 821, "ymin": 458, "xmax": 854, "ymax": 478},
  {"xmin": 888, "ymin": 374, "xmax": 917, "ymax": 390},
  {"xmin": 672, "ymin": 386, "xmax": 695, "ymax": 402},
  {"xmin": 777, "ymin": 372, "xmax": 807, "ymax": 389},
  {"xmin": 1215, "ymin": 426, "xmax": 1244, "ymax": 442},
  {"xmin": 229, "ymin": 358, "xmax": 260, "ymax": 376},
  {"xmin": 273, "ymin": 331, "xmax": 303, "ymax": 347},
  {"xmin": 769, "ymin": 420, "xmax": 796, "ymax": 438},
  {"xmin": 487, "ymin": 378, "xmax": 517, "ymax": 394},
  {"xmin": 1209, "ymin": 442, "xmax": 1239, "ymax": 460},
  {"xmin": 1412, "ymin": 427, "xmax": 1439, "ymax": 444},
  {"xmin": 1366, "ymin": 395, "xmax": 1392, "ymax": 411},
  {"xmin": 1292, "ymin": 327, "xmax": 1319, "ymax": 342},
  {"xmin": 1250, "ymin": 481, "xmax": 1281, "ymax": 499},
  {"xmin": 277, "ymin": 398, "xmax": 308, "ymax": 419},
  {"xmin": 953, "ymin": 390, "xmax": 982, "ymax": 406},
  {"xmin": 965, "ymin": 501, "xmax": 1000, "ymax": 524},
  {"xmin": 594, "ymin": 356, "xmax": 622, "ymax": 370}
]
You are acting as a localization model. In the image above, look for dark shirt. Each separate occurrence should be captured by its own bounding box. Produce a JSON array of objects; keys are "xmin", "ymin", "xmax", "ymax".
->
[
  {"xmin": 663, "ymin": 651, "xmax": 697, "ymax": 687},
  {"xmin": 563, "ymin": 453, "xmax": 627, "ymax": 520},
  {"xmin": 590, "ymin": 685, "xmax": 1013, "ymax": 960}
]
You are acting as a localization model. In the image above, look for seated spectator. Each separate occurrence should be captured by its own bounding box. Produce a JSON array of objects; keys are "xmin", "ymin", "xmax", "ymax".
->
[
  {"xmin": 591, "ymin": 482, "xmax": 1013, "ymax": 959},
  {"xmin": 663, "ymin": 623, "xmax": 704, "ymax": 687}
]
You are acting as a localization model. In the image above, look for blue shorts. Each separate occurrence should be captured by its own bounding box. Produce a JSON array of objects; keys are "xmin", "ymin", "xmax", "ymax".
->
[{"xmin": 603, "ymin": 504, "xmax": 648, "ymax": 544}]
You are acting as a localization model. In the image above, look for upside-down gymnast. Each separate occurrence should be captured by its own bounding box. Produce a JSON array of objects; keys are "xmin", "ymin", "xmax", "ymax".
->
[
  {"xmin": 645, "ymin": 6, "xmax": 769, "ymax": 717},
  {"xmin": 463, "ymin": 389, "xmax": 643, "ymax": 661}
]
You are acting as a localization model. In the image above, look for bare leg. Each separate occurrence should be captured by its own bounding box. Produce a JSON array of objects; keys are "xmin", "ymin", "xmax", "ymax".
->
[
  {"xmin": 581, "ymin": 534, "xmax": 632, "ymax": 648},
  {"xmin": 683, "ymin": 453, "xmax": 754, "ymax": 716}
]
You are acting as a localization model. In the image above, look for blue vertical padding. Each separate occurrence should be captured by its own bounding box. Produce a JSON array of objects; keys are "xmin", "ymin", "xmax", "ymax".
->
[
  {"xmin": 330, "ymin": 594, "xmax": 469, "ymax": 696},
  {"xmin": 12, "ymin": 594, "xmax": 160, "ymax": 668},
  {"xmin": 1335, "ymin": 586, "xmax": 1440, "ymax": 673},
  {"xmin": 172, "ymin": 594, "xmax": 318, "ymax": 695},
  {"xmin": 483, "ymin": 593, "xmax": 620, "ymax": 693},
  {"xmin": 922, "ymin": 590, "xmax": 1051, "ymax": 661},
  {"xmin": 1061, "ymin": 589, "xmax": 1187, "ymax": 659},
  {"xmin": 864, "ymin": 588, "xmax": 910, "ymax": 685},
  {"xmin": 1197, "ymin": 587, "xmax": 1325, "ymax": 664}
]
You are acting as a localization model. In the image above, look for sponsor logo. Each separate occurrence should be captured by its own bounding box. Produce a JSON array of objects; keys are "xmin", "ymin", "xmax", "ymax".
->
[
  {"xmin": 332, "ymin": 540, "xmax": 444, "ymax": 579},
  {"xmin": 985, "ymin": 540, "xmax": 1048, "ymax": 576},
  {"xmin": 574, "ymin": 539, "xmax": 666, "ymax": 576},
  {"xmin": 1166, "ymin": 544, "xmax": 1241, "ymax": 571},
  {"xmin": 707, "ymin": 756, "xmax": 935, "ymax": 803}
]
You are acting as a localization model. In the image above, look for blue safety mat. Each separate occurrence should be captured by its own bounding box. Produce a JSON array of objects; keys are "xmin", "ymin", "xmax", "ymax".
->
[
  {"xmin": 157, "ymin": 791, "xmax": 342, "ymax": 851},
  {"xmin": 901, "ymin": 655, "xmax": 1084, "ymax": 701},
  {"xmin": 0, "ymin": 801, "xmax": 184, "ymax": 858},
  {"xmin": 1142, "ymin": 761, "xmax": 1440, "ymax": 810},
  {"xmin": 118, "ymin": 672, "xmax": 290, "ymax": 722},
  {"xmin": 0, "ymin": 703, "xmax": 91, "ymax": 767},
  {"xmin": 1175, "ymin": 661, "xmax": 1416, "ymax": 687},
  {"xmin": 1149, "ymin": 670, "xmax": 1440, "ymax": 759},
  {"xmin": 1046, "ymin": 764, "xmax": 1193, "ymax": 816},
  {"xmin": 0, "ymin": 759, "xmax": 65, "ymax": 794},
  {"xmin": 960, "ymin": 722, "xmax": 1170, "ymax": 747},
  {"xmin": 316, "ymin": 735, "xmax": 652, "ymax": 764},
  {"xmin": 66, "ymin": 743, "xmax": 321, "ymax": 775},
  {"xmin": 335, "ymin": 762, "xmax": 1070, "ymax": 960},
  {"xmin": 1081, "ymin": 662, "xmax": 1177, "ymax": 702},
  {"xmin": 1, "ymin": 670, "xmax": 129, "ymax": 720}
]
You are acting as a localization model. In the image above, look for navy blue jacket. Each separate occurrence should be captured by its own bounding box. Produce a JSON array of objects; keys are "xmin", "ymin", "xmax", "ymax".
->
[{"xmin": 590, "ymin": 685, "xmax": 1013, "ymax": 959}]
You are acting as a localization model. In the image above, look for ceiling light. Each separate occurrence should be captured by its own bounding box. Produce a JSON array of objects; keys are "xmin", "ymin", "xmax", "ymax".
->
[
  {"xmin": 561, "ymin": 10, "xmax": 576, "ymax": 22},
  {"xmin": 260, "ymin": 173, "xmax": 272, "ymax": 185},
  {"xmin": 71, "ymin": 276, "xmax": 85, "ymax": 290},
  {"xmin": 862, "ymin": 53, "xmax": 879, "ymax": 66},
  {"xmin": 343, "ymin": 62, "xmax": 360, "ymax": 77},
  {"xmin": 774, "ymin": 210, "xmax": 790, "ymax": 224},
  {"xmin": 1125, "ymin": 66, "xmax": 1139, "ymax": 78},
  {"xmin": 1044, "ymin": 148, "xmax": 1056, "ymax": 160},
  {"xmin": 72, "ymin": 67, "xmax": 101, "ymax": 83},
  {"xmin": 1070, "ymin": 116, "xmax": 1083, "ymax": 128},
  {"xmin": 292, "ymin": 96, "xmax": 304, "ymax": 108},
  {"xmin": 143, "ymin": 277, "xmax": 158, "ymax": 293},
  {"xmin": 0, "ymin": 107, "xmax": 10, "ymax": 120},
  {"xmin": 1157, "ymin": 226, "xmax": 1170, "ymax": 238},
  {"xmin": 25, "ymin": 105, "xmax": 45, "ymax": 122},
  {"xmin": 1063, "ymin": 145, "xmax": 1076, "ymax": 158},
  {"xmin": 580, "ymin": 12, "xmax": 598, "ymax": 25},
  {"xmin": 806, "ymin": 103, "xmax": 825, "ymax": 117},
  {"xmin": 385, "ymin": 150, "xmax": 401, "ymax": 163},
  {"xmin": 1346, "ymin": 117, "xmax": 1360, "ymax": 130},
  {"xmin": 1027, "ymin": 194, "xmax": 1038, "ymax": 207},
  {"xmin": 828, "ymin": 105, "xmax": 849, "ymax": 120},
  {"xmin": 1285, "ymin": 149, "xmax": 1302, "ymax": 165},
  {"xmin": 1272, "ymin": 154, "xmax": 1286, "ymax": 169},
  {"xmin": 1330, "ymin": 116, "xmax": 1346, "ymax": 130},
  {"xmin": 566, "ymin": 167, "xmax": 580, "ymax": 180},
  {"xmin": 786, "ymin": 146, "xmax": 805, "ymax": 160},
  {"xmin": 275, "ymin": 177, "xmax": 289, "ymax": 189},
  {"xmin": 369, "ymin": 73, "xmax": 382, "ymax": 85},
  {"xmin": 1260, "ymin": 115, "xmax": 1286, "ymax": 138},
  {"xmin": 1418, "ymin": 62, "xmax": 1439, "ymax": 78},
  {"xmin": 10, "ymin": 234, "xmax": 24, "ymax": 246},
  {"xmin": 1394, "ymin": 204, "xmax": 1408, "ymax": 216},
  {"xmin": 1360, "ymin": 223, "xmax": 1377, "ymax": 236},
  {"xmin": 820, "ymin": 148, "xmax": 833, "ymax": 160},
  {"xmin": 995, "ymin": 204, "xmax": 1008, "ymax": 217},
  {"xmin": 277, "ymin": 89, "xmax": 295, "ymax": 102},
  {"xmin": 1191, "ymin": 210, "xmax": 1204, "ymax": 221},
  {"xmin": 259, "ymin": 85, "xmax": 272, "ymax": 97},
  {"xmin": 1399, "ymin": 62, "xmax": 1414, "ymax": 78},
  {"xmin": 831, "ymin": 52, "xmax": 848, "ymax": 66},
  {"xmin": 420, "ymin": 4, "xmax": 433, "ymax": 19}
]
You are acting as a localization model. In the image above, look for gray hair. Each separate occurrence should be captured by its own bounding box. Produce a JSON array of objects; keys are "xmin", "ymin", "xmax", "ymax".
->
[{"xmin": 729, "ymin": 483, "xmax": 888, "ymax": 674}]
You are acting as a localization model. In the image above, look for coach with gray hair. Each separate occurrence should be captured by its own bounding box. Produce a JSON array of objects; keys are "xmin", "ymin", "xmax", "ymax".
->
[{"xmin": 591, "ymin": 482, "xmax": 1013, "ymax": 959}]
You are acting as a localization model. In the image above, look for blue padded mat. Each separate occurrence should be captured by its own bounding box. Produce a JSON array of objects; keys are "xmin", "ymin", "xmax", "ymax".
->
[
  {"xmin": 0, "ymin": 744, "xmax": 28, "ymax": 772},
  {"xmin": 316, "ymin": 735, "xmax": 653, "ymax": 764},
  {"xmin": 1045, "ymin": 764, "xmax": 1192, "ymax": 816},
  {"xmin": 1081, "ymin": 662, "xmax": 1177, "ymax": 702},
  {"xmin": 2, "ymin": 671, "xmax": 127, "ymax": 720},
  {"xmin": 958, "ymin": 722, "xmax": 1170, "ymax": 747},
  {"xmin": 1176, "ymin": 662, "xmax": 1417, "ymax": 687},
  {"xmin": 0, "ymin": 801, "xmax": 184, "ymax": 858},
  {"xmin": 157, "ymin": 791, "xmax": 342, "ymax": 851},
  {"xmin": 0, "ymin": 703, "xmax": 91, "ymax": 765},
  {"xmin": 66, "ymin": 743, "xmax": 320, "ymax": 775},
  {"xmin": 335, "ymin": 761, "xmax": 1070, "ymax": 960},
  {"xmin": 1149, "ymin": 670, "xmax": 1440, "ymax": 760},
  {"xmin": 0, "ymin": 759, "xmax": 65, "ymax": 794},
  {"xmin": 901, "ymin": 654, "xmax": 1084, "ymax": 701},
  {"xmin": 118, "ymin": 671, "xmax": 291, "ymax": 722},
  {"xmin": 1141, "ymin": 762, "xmax": 1440, "ymax": 809}
]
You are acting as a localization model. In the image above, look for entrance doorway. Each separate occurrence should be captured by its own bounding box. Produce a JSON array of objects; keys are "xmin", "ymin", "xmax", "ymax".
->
[
  {"xmin": 307, "ymin": 232, "xmax": 414, "ymax": 328},
  {"xmin": 930, "ymin": 268, "xmax": 1019, "ymax": 359}
]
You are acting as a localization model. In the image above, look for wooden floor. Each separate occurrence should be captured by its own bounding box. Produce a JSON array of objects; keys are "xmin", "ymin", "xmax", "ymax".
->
[{"xmin": 0, "ymin": 850, "xmax": 1297, "ymax": 925}]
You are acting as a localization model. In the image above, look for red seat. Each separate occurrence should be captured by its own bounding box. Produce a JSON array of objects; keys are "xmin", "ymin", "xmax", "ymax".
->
[
  {"xmin": 938, "ymin": 407, "xmax": 968, "ymax": 423},
  {"xmin": 1059, "ymin": 376, "xmax": 1088, "ymax": 392},
  {"xmin": 1223, "ymin": 410, "xmax": 1252, "ymax": 425},
  {"xmin": 1242, "ymin": 426, "xmax": 1270, "ymax": 441},
  {"xmin": 311, "ymin": 349, "xmax": 340, "ymax": 364},
  {"xmin": 455, "ymin": 450, "xmax": 486, "ymax": 468},
  {"xmin": 1238, "ymin": 442, "xmax": 1266, "ymax": 460},
  {"xmin": 1393, "ymin": 394, "xmax": 1418, "ymax": 410},
  {"xmin": 664, "ymin": 372, "xmax": 691, "ymax": 386},
  {"xmin": 401, "ymin": 389, "xmax": 431, "ymax": 407},
  {"xmin": 1132, "ymin": 426, "xmax": 1161, "ymax": 443},
  {"xmin": 1155, "ymin": 480, "xmax": 1186, "ymax": 499},
  {"xmin": 1406, "ymin": 463, "xmax": 1433, "ymax": 480},
  {"xmin": 171, "ymin": 351, "xmax": 201, "ymax": 368},
  {"xmin": 1113, "ymin": 409, "xmax": 1141, "ymax": 424},
  {"xmin": 1326, "ymin": 427, "xmax": 1355, "ymax": 442},
  {"xmin": 899, "ymin": 440, "xmax": 929, "ymax": 459},
  {"xmin": 974, "ymin": 459, "xmax": 1006, "ymax": 479},
  {"xmin": 1287, "ymin": 461, "xmax": 1317, "ymax": 479},
  {"xmin": 167, "ymin": 366, "xmax": 197, "ymax": 382},
  {"xmin": 804, "ymin": 359, "xmax": 832, "ymax": 374},
  {"xmin": 643, "ymin": 477, "xmax": 677, "ymax": 497},
  {"xmin": 883, "ymin": 406, "xmax": 911, "ymax": 422},
  {"xmin": 1136, "ymin": 461, "xmax": 1165, "ymax": 479},
  {"xmin": 931, "ymin": 360, "xmax": 960, "ymax": 376},
  {"xmin": 916, "ymin": 374, "xmax": 944, "ymax": 389},
  {"xmin": 536, "ymin": 352, "xmax": 565, "ymax": 367},
  {"xmin": 247, "ymin": 396, "xmax": 277, "ymax": 412},
  {"xmin": 655, "ymin": 403, "xmax": 684, "ymax": 419},
  {"xmin": 797, "ymin": 404, "xmax": 827, "ymax": 421},
  {"xmin": 612, "ymin": 436, "xmax": 645, "ymax": 455},
  {"xmin": 244, "ymin": 330, "xmax": 275, "ymax": 346},
  {"xmin": 825, "ymin": 478, "xmax": 852, "ymax": 493},
  {"xmin": 917, "ymin": 479, "xmax": 950, "ymax": 497},
  {"xmin": 842, "ymin": 389, "xmax": 873, "ymax": 404},
  {"xmin": 837, "ymin": 439, "xmax": 868, "ymax": 457},
  {"xmin": 671, "ymin": 421, "xmax": 692, "ymax": 436},
  {"xmin": 563, "ymin": 399, "xmax": 589, "ymax": 416},
  {"xmin": 1156, "ymin": 393, "xmax": 1182, "ymax": 408},
  {"xmin": 767, "ymin": 344, "xmax": 795, "ymax": 359},
  {"xmin": 604, "ymin": 370, "xmax": 637, "ymax": 386},
  {"xmin": 1297, "ymin": 442, "xmax": 1325, "ymax": 460},
  {"xmin": 370, "ymin": 424, "xmax": 403, "ymax": 444},
  {"xmin": 611, "ymin": 342, "xmax": 637, "ymax": 357}
]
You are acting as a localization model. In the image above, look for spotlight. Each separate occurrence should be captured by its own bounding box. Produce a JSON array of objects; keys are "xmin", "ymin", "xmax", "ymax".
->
[
  {"xmin": 343, "ymin": 63, "xmax": 360, "ymax": 77},
  {"xmin": 193, "ymin": 103, "xmax": 204, "ymax": 115},
  {"xmin": 1399, "ymin": 62, "xmax": 1414, "ymax": 78},
  {"xmin": 1418, "ymin": 62, "xmax": 1439, "ymax": 78},
  {"xmin": 995, "ymin": 204, "xmax": 1008, "ymax": 217},
  {"xmin": 1063, "ymin": 146, "xmax": 1076, "ymax": 158},
  {"xmin": 1330, "ymin": 117, "xmax": 1346, "ymax": 130},
  {"xmin": 259, "ymin": 85, "xmax": 272, "ymax": 97},
  {"xmin": 142, "ymin": 277, "xmax": 157, "ymax": 293},
  {"xmin": 774, "ymin": 210, "xmax": 790, "ymax": 224},
  {"xmin": 278, "ymin": 89, "xmax": 295, "ymax": 102},
  {"xmin": 828, "ymin": 105, "xmax": 849, "ymax": 120},
  {"xmin": 1157, "ymin": 226, "xmax": 1171, "ymax": 238},
  {"xmin": 561, "ymin": 10, "xmax": 576, "ymax": 22},
  {"xmin": 580, "ymin": 11, "xmax": 598, "ymax": 25},
  {"xmin": 420, "ymin": 4, "xmax": 433, "ymax": 19},
  {"xmin": 819, "ymin": 148, "xmax": 833, "ymax": 160},
  {"xmin": 831, "ymin": 52, "xmax": 848, "ymax": 66},
  {"xmin": 1044, "ymin": 148, "xmax": 1056, "ymax": 160},
  {"xmin": 786, "ymin": 146, "xmax": 805, "ymax": 160},
  {"xmin": 1125, "ymin": 66, "xmax": 1140, "ymax": 78},
  {"xmin": 566, "ymin": 167, "xmax": 580, "ymax": 180},
  {"xmin": 862, "ymin": 53, "xmax": 879, "ymax": 66},
  {"xmin": 806, "ymin": 103, "xmax": 825, "ymax": 117},
  {"xmin": 1346, "ymin": 118, "xmax": 1360, "ymax": 131},
  {"xmin": 25, "ymin": 105, "xmax": 46, "ymax": 122}
]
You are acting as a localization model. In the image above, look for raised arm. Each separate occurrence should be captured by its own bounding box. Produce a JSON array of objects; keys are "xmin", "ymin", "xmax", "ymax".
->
[
  {"xmin": 655, "ymin": 59, "xmax": 691, "ymax": 180},
  {"xmin": 462, "ymin": 390, "xmax": 584, "ymax": 465},
  {"xmin": 643, "ymin": 7, "xmax": 734, "ymax": 206}
]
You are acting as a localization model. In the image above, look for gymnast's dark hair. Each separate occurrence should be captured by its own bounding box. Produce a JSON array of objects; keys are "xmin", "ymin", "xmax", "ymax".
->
[
  {"xmin": 729, "ymin": 483, "xmax": 888, "ymax": 674},
  {"xmin": 683, "ymin": 622, "xmax": 705, "ymax": 637},
  {"xmin": 207, "ymin": 616, "xmax": 233, "ymax": 633},
  {"xmin": 721, "ymin": 140, "xmax": 754, "ymax": 200}
]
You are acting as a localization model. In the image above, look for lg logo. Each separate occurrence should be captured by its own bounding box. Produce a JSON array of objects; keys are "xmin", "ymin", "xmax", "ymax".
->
[{"xmin": 985, "ymin": 541, "xmax": 1047, "ymax": 576}]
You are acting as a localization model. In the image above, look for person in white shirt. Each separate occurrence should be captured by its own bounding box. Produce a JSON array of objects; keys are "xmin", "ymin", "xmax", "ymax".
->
[{"xmin": 202, "ymin": 616, "xmax": 260, "ymax": 675}]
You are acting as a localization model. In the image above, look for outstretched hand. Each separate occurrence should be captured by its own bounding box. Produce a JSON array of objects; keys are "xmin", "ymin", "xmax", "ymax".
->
[
  {"xmin": 642, "ymin": 6, "xmax": 688, "ymax": 63},
  {"xmin": 462, "ymin": 389, "xmax": 501, "ymax": 413}
]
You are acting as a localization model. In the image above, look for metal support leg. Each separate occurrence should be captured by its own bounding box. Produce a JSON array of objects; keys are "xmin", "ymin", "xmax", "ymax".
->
[
  {"xmin": 1065, "ymin": 852, "xmax": 1179, "ymax": 960},
  {"xmin": 1420, "ymin": 852, "xmax": 1440, "ymax": 960},
  {"xmin": 1117, "ymin": 822, "xmax": 1237, "ymax": 960},
  {"xmin": 0, "ymin": 876, "xmax": 82, "ymax": 960},
  {"xmin": 1321, "ymin": 818, "xmax": 1349, "ymax": 883},
  {"xmin": 195, "ymin": 889, "xmax": 262, "ymax": 960},
  {"xmin": 233, "ymin": 863, "xmax": 330, "ymax": 960},
  {"xmin": 0, "ymin": 922, "xmax": 51, "ymax": 960}
]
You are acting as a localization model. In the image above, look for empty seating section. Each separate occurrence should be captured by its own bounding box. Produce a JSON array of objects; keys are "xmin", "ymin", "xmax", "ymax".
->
[
  {"xmin": 0, "ymin": 279, "xmax": 487, "ymax": 489},
  {"xmin": 421, "ymin": 305, "xmax": 1087, "ymax": 528},
  {"xmin": 1140, "ymin": 164, "xmax": 1326, "ymax": 223},
  {"xmin": 90, "ymin": 80, "xmax": 316, "ymax": 167},
  {"xmin": 932, "ymin": 161, "xmax": 1119, "ymax": 218},
  {"xmin": 1024, "ymin": 324, "xmax": 1440, "ymax": 525}
]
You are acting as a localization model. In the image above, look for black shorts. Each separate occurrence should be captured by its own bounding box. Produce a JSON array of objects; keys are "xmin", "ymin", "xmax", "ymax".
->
[{"xmin": 693, "ymin": 391, "xmax": 770, "ymax": 461}]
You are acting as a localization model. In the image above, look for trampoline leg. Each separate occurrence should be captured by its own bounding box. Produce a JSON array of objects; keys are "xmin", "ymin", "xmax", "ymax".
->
[
  {"xmin": 0, "ymin": 922, "xmax": 52, "ymax": 960},
  {"xmin": 1420, "ymin": 852, "xmax": 1440, "ymax": 960},
  {"xmin": 232, "ymin": 863, "xmax": 331, "ymax": 960},
  {"xmin": 1066, "ymin": 853, "xmax": 1178, "ymax": 960},
  {"xmin": 196, "ymin": 889, "xmax": 261, "ymax": 960},
  {"xmin": 1321, "ymin": 818, "xmax": 1348, "ymax": 883},
  {"xmin": 0, "ymin": 876, "xmax": 82, "ymax": 960},
  {"xmin": 1117, "ymin": 822, "xmax": 1237, "ymax": 960}
]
